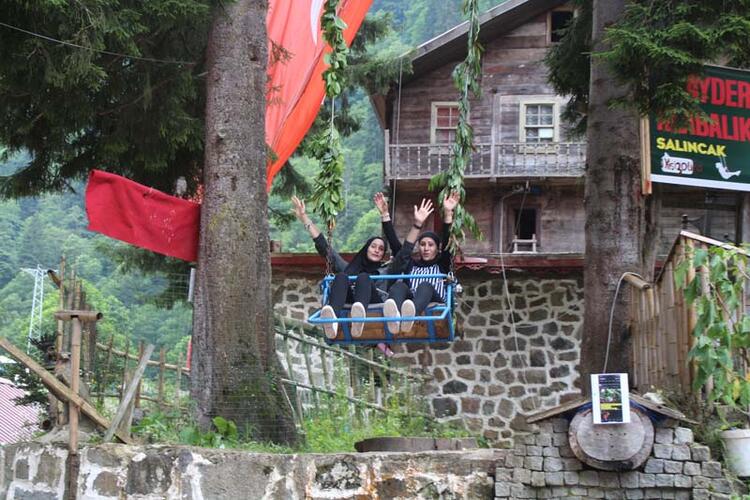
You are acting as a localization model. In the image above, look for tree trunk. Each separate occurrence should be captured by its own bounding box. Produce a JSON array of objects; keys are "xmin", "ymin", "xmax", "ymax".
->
[
  {"xmin": 581, "ymin": 0, "xmax": 659, "ymax": 394},
  {"xmin": 192, "ymin": 0, "xmax": 298, "ymax": 445}
]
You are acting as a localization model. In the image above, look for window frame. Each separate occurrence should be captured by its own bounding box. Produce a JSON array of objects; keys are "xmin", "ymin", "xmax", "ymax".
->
[
  {"xmin": 519, "ymin": 99, "xmax": 560, "ymax": 144},
  {"xmin": 430, "ymin": 101, "xmax": 461, "ymax": 145},
  {"xmin": 547, "ymin": 7, "xmax": 575, "ymax": 45}
]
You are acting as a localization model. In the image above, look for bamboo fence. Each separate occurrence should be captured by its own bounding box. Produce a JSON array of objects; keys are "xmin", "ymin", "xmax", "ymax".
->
[{"xmin": 628, "ymin": 230, "xmax": 744, "ymax": 395}]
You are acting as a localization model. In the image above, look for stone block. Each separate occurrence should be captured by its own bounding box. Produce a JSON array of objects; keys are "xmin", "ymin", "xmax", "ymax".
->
[
  {"xmin": 552, "ymin": 432, "xmax": 568, "ymax": 446},
  {"xmin": 710, "ymin": 478, "xmax": 733, "ymax": 494},
  {"xmin": 495, "ymin": 481, "xmax": 511, "ymax": 497},
  {"xmin": 673, "ymin": 427, "xmax": 693, "ymax": 444},
  {"xmin": 663, "ymin": 460, "xmax": 682, "ymax": 473},
  {"xmin": 526, "ymin": 445, "xmax": 542, "ymax": 456},
  {"xmin": 654, "ymin": 428, "xmax": 674, "ymax": 444},
  {"xmin": 619, "ymin": 471, "xmax": 639, "ymax": 488},
  {"xmin": 523, "ymin": 434, "xmax": 536, "ymax": 445},
  {"xmin": 513, "ymin": 443, "xmax": 526, "ymax": 456},
  {"xmin": 505, "ymin": 454, "xmax": 523, "ymax": 468},
  {"xmin": 606, "ymin": 490, "xmax": 628, "ymax": 499},
  {"xmin": 692, "ymin": 489, "xmax": 710, "ymax": 500},
  {"xmin": 587, "ymin": 487, "xmax": 605, "ymax": 498},
  {"xmin": 693, "ymin": 476, "xmax": 711, "ymax": 489},
  {"xmin": 543, "ymin": 446, "xmax": 560, "ymax": 457},
  {"xmin": 683, "ymin": 461, "xmax": 700, "ymax": 475},
  {"xmin": 655, "ymin": 474, "xmax": 673, "ymax": 487},
  {"xmin": 562, "ymin": 458, "xmax": 583, "ymax": 471},
  {"xmin": 673, "ymin": 474, "xmax": 691, "ymax": 488},
  {"xmin": 701, "ymin": 461, "xmax": 722, "ymax": 478},
  {"xmin": 531, "ymin": 471, "xmax": 546, "ymax": 487},
  {"xmin": 674, "ymin": 492, "xmax": 691, "ymax": 500},
  {"xmin": 564, "ymin": 471, "xmax": 579, "ymax": 485},
  {"xmin": 599, "ymin": 472, "xmax": 619, "ymax": 488},
  {"xmin": 537, "ymin": 433, "xmax": 552, "ymax": 447},
  {"xmin": 625, "ymin": 490, "xmax": 645, "ymax": 499},
  {"xmin": 559, "ymin": 444, "xmax": 576, "ymax": 458},
  {"xmin": 544, "ymin": 457, "xmax": 563, "ymax": 472},
  {"xmin": 525, "ymin": 456, "xmax": 543, "ymax": 471},
  {"xmin": 495, "ymin": 467, "xmax": 512, "ymax": 481},
  {"xmin": 513, "ymin": 467, "xmax": 531, "ymax": 484},
  {"xmin": 690, "ymin": 444, "xmax": 711, "ymax": 462},
  {"xmin": 644, "ymin": 458, "xmax": 665, "ymax": 473},
  {"xmin": 552, "ymin": 418, "xmax": 569, "ymax": 432},
  {"xmin": 639, "ymin": 473, "xmax": 656, "ymax": 488},
  {"xmin": 580, "ymin": 470, "xmax": 600, "ymax": 486},
  {"xmin": 545, "ymin": 471, "xmax": 564, "ymax": 486},
  {"xmin": 671, "ymin": 445, "xmax": 690, "ymax": 461},
  {"xmin": 652, "ymin": 444, "xmax": 672, "ymax": 459},
  {"xmin": 510, "ymin": 484, "xmax": 537, "ymax": 498}
]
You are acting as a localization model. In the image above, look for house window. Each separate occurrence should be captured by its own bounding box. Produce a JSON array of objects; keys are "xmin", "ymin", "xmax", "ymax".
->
[
  {"xmin": 520, "ymin": 103, "xmax": 557, "ymax": 143},
  {"xmin": 510, "ymin": 207, "xmax": 539, "ymax": 253},
  {"xmin": 431, "ymin": 102, "xmax": 460, "ymax": 144},
  {"xmin": 549, "ymin": 9, "xmax": 574, "ymax": 43}
]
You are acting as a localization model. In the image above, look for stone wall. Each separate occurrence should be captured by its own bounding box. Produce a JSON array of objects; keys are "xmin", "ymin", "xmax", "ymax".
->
[
  {"xmin": 495, "ymin": 417, "xmax": 743, "ymax": 499},
  {"xmin": 272, "ymin": 270, "xmax": 584, "ymax": 447},
  {"xmin": 0, "ymin": 442, "xmax": 501, "ymax": 499}
]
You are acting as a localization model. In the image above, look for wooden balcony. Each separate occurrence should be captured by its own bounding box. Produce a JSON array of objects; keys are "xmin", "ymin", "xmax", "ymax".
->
[{"xmin": 385, "ymin": 135, "xmax": 586, "ymax": 181}]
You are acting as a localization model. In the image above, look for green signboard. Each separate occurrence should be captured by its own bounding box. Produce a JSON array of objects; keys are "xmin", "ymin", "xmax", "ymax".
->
[{"xmin": 648, "ymin": 65, "xmax": 750, "ymax": 192}]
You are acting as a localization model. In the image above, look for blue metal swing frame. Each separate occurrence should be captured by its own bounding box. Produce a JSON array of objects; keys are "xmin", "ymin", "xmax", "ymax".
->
[{"xmin": 307, "ymin": 273, "xmax": 456, "ymax": 345}]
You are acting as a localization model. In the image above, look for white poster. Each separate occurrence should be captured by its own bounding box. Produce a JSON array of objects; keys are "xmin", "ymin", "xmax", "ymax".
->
[{"xmin": 591, "ymin": 373, "xmax": 630, "ymax": 424}]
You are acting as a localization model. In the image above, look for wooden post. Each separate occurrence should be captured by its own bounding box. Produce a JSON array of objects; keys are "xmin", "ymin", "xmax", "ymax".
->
[
  {"xmin": 100, "ymin": 335, "xmax": 115, "ymax": 407},
  {"xmin": 104, "ymin": 344, "xmax": 155, "ymax": 442},
  {"xmin": 135, "ymin": 341, "xmax": 144, "ymax": 409},
  {"xmin": 684, "ymin": 238, "xmax": 698, "ymax": 391},
  {"xmin": 158, "ymin": 348, "xmax": 166, "ymax": 411},
  {"xmin": 175, "ymin": 351, "xmax": 183, "ymax": 411},
  {"xmin": 121, "ymin": 339, "xmax": 130, "ymax": 398},
  {"xmin": 56, "ymin": 257, "xmax": 65, "ymax": 354},
  {"xmin": 302, "ymin": 337, "xmax": 319, "ymax": 411},
  {"xmin": 69, "ymin": 317, "xmax": 82, "ymax": 455}
]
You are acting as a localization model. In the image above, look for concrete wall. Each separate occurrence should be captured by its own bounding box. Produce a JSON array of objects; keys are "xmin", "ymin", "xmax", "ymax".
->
[
  {"xmin": 272, "ymin": 270, "xmax": 583, "ymax": 448},
  {"xmin": 0, "ymin": 442, "xmax": 500, "ymax": 499}
]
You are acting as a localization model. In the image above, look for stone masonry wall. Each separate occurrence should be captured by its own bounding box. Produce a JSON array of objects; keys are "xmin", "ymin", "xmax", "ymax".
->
[
  {"xmin": 495, "ymin": 417, "xmax": 744, "ymax": 499},
  {"xmin": 272, "ymin": 271, "xmax": 584, "ymax": 447},
  {"xmin": 0, "ymin": 442, "xmax": 501, "ymax": 499}
]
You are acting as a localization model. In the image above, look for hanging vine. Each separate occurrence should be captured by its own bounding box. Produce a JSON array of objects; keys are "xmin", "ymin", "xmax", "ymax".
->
[
  {"xmin": 428, "ymin": 0, "xmax": 483, "ymax": 250},
  {"xmin": 310, "ymin": 0, "xmax": 349, "ymax": 235}
]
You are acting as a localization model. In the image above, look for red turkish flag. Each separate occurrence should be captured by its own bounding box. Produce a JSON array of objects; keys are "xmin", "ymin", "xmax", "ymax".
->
[
  {"xmin": 85, "ymin": 170, "xmax": 200, "ymax": 261},
  {"xmin": 265, "ymin": 0, "xmax": 372, "ymax": 190}
]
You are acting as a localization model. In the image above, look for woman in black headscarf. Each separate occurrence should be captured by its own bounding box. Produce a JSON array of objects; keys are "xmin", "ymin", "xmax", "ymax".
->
[
  {"xmin": 292, "ymin": 196, "xmax": 399, "ymax": 342},
  {"xmin": 384, "ymin": 192, "xmax": 459, "ymax": 334}
]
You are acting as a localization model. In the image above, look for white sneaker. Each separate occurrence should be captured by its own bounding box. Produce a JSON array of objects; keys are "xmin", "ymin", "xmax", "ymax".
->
[
  {"xmin": 400, "ymin": 299, "xmax": 415, "ymax": 333},
  {"xmin": 350, "ymin": 302, "xmax": 366, "ymax": 338},
  {"xmin": 382, "ymin": 299, "xmax": 400, "ymax": 335},
  {"xmin": 320, "ymin": 305, "xmax": 338, "ymax": 339}
]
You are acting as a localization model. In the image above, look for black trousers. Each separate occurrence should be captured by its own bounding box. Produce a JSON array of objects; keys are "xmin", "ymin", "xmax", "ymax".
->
[
  {"xmin": 388, "ymin": 281, "xmax": 442, "ymax": 315},
  {"xmin": 328, "ymin": 272, "xmax": 383, "ymax": 316}
]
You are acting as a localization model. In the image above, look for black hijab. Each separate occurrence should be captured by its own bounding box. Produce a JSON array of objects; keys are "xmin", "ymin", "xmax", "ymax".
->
[
  {"xmin": 344, "ymin": 236, "xmax": 387, "ymax": 274},
  {"xmin": 414, "ymin": 231, "xmax": 441, "ymax": 267}
]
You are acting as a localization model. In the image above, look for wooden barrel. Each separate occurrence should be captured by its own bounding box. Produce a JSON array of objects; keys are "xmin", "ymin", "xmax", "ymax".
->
[{"xmin": 568, "ymin": 407, "xmax": 654, "ymax": 471}]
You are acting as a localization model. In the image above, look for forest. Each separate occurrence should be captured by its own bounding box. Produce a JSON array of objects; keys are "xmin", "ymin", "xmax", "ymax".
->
[{"xmin": 0, "ymin": 0, "xmax": 509, "ymax": 362}]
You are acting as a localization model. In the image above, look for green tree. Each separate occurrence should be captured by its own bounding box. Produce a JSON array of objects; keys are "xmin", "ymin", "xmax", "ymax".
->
[{"xmin": 547, "ymin": 0, "xmax": 750, "ymax": 389}]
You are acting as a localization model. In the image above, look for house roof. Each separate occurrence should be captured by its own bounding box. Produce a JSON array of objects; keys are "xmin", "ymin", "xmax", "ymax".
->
[
  {"xmin": 0, "ymin": 377, "xmax": 41, "ymax": 444},
  {"xmin": 372, "ymin": 0, "xmax": 569, "ymax": 127},
  {"xmin": 407, "ymin": 0, "xmax": 568, "ymax": 81}
]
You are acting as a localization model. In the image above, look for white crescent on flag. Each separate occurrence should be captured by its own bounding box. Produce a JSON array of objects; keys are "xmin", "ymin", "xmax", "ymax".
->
[{"xmin": 310, "ymin": 0, "xmax": 326, "ymax": 45}]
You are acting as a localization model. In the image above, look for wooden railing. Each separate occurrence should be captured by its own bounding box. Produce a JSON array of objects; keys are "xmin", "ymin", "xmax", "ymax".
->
[
  {"xmin": 627, "ymin": 231, "xmax": 738, "ymax": 394},
  {"xmin": 384, "ymin": 132, "xmax": 586, "ymax": 180}
]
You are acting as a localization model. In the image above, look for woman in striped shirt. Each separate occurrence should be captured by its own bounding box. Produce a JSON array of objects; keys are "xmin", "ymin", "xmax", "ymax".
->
[{"xmin": 384, "ymin": 192, "xmax": 459, "ymax": 334}]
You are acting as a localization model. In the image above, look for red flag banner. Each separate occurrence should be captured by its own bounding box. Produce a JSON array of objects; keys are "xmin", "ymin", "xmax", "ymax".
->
[
  {"xmin": 85, "ymin": 170, "xmax": 200, "ymax": 262},
  {"xmin": 265, "ymin": 0, "xmax": 373, "ymax": 190}
]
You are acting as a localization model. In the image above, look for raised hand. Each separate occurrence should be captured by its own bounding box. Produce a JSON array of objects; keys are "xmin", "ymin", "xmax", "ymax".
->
[
  {"xmin": 443, "ymin": 191, "xmax": 460, "ymax": 212},
  {"xmin": 413, "ymin": 198, "xmax": 434, "ymax": 227},
  {"xmin": 291, "ymin": 195, "xmax": 306, "ymax": 221},
  {"xmin": 374, "ymin": 192, "xmax": 389, "ymax": 216}
]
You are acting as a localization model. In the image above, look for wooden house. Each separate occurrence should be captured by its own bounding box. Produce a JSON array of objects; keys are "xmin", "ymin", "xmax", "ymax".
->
[{"xmin": 370, "ymin": 0, "xmax": 744, "ymax": 263}]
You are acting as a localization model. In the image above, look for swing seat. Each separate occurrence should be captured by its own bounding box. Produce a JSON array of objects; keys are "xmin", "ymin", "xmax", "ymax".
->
[{"xmin": 307, "ymin": 273, "xmax": 456, "ymax": 345}]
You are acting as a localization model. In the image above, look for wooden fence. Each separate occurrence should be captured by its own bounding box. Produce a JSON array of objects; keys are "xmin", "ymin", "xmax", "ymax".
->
[{"xmin": 627, "ymin": 230, "xmax": 742, "ymax": 395}]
